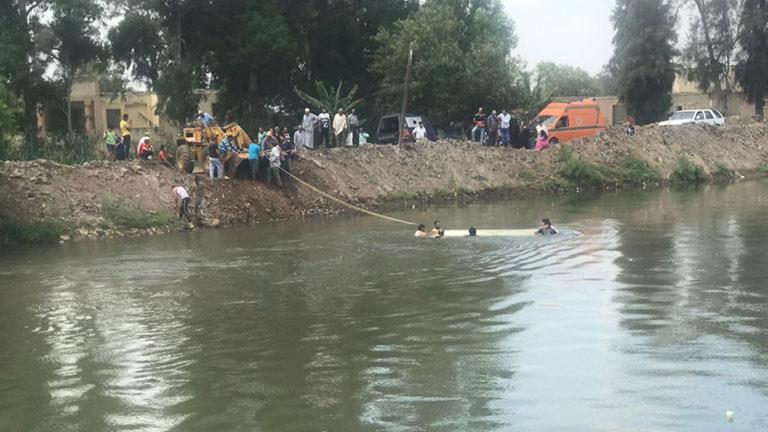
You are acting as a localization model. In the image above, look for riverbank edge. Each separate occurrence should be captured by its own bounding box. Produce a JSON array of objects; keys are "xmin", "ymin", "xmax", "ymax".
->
[
  {"xmin": 2, "ymin": 168, "xmax": 763, "ymax": 247},
  {"xmin": 2, "ymin": 121, "xmax": 768, "ymax": 246}
]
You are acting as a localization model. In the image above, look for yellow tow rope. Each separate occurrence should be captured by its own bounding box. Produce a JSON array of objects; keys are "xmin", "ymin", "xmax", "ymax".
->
[{"xmin": 279, "ymin": 167, "xmax": 419, "ymax": 226}]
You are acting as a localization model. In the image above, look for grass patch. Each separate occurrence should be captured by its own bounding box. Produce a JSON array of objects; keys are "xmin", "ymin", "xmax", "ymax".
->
[
  {"xmin": 0, "ymin": 217, "xmax": 67, "ymax": 246},
  {"xmin": 615, "ymin": 156, "xmax": 663, "ymax": 186},
  {"xmin": 558, "ymin": 156, "xmax": 608, "ymax": 187},
  {"xmin": 713, "ymin": 162, "xmax": 735, "ymax": 180},
  {"xmin": 557, "ymin": 148, "xmax": 663, "ymax": 189},
  {"xmin": 672, "ymin": 155, "xmax": 706, "ymax": 184},
  {"xmin": 516, "ymin": 170, "xmax": 537, "ymax": 182},
  {"xmin": 99, "ymin": 196, "xmax": 178, "ymax": 229},
  {"xmin": 757, "ymin": 162, "xmax": 768, "ymax": 174}
]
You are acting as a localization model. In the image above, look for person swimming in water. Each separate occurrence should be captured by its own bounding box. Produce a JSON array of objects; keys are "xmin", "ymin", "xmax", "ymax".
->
[
  {"xmin": 431, "ymin": 220, "xmax": 445, "ymax": 238},
  {"xmin": 536, "ymin": 218, "xmax": 558, "ymax": 235},
  {"xmin": 415, "ymin": 224, "xmax": 429, "ymax": 238},
  {"xmin": 468, "ymin": 227, "xmax": 477, "ymax": 237}
]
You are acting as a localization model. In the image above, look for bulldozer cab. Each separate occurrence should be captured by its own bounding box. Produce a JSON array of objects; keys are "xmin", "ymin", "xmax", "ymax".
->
[
  {"xmin": 178, "ymin": 122, "xmax": 253, "ymax": 178},
  {"xmin": 182, "ymin": 123, "xmax": 252, "ymax": 150}
]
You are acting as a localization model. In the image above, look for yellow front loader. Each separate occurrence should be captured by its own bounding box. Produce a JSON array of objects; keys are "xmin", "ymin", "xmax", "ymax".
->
[{"xmin": 176, "ymin": 123, "xmax": 253, "ymax": 179}]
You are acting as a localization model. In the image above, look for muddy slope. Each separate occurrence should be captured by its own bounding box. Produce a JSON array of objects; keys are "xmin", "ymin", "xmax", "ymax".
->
[{"xmin": 2, "ymin": 120, "xmax": 767, "ymax": 232}]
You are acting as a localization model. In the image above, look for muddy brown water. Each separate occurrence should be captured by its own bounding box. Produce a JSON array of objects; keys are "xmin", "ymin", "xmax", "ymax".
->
[{"xmin": 1, "ymin": 181, "xmax": 768, "ymax": 431}]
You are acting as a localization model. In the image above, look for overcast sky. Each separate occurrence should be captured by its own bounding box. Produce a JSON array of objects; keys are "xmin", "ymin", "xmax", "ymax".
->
[{"xmin": 502, "ymin": 0, "xmax": 617, "ymax": 75}]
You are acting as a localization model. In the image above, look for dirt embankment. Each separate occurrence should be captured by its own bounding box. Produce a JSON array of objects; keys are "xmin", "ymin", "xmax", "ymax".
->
[{"xmin": 1, "ymin": 120, "xmax": 767, "ymax": 241}]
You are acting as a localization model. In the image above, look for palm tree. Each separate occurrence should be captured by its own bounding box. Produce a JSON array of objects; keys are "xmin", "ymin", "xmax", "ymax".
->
[{"xmin": 294, "ymin": 80, "xmax": 364, "ymax": 114}]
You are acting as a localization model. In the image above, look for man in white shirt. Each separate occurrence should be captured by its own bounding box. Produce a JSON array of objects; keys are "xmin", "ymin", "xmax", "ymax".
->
[
  {"xmin": 293, "ymin": 126, "xmax": 305, "ymax": 153},
  {"xmin": 499, "ymin": 110, "xmax": 512, "ymax": 146},
  {"xmin": 302, "ymin": 108, "xmax": 317, "ymax": 149},
  {"xmin": 333, "ymin": 109, "xmax": 348, "ymax": 147},
  {"xmin": 172, "ymin": 186, "xmax": 191, "ymax": 223},
  {"xmin": 318, "ymin": 109, "xmax": 331, "ymax": 148},
  {"xmin": 267, "ymin": 139, "xmax": 283, "ymax": 187},
  {"xmin": 413, "ymin": 122, "xmax": 427, "ymax": 141}
]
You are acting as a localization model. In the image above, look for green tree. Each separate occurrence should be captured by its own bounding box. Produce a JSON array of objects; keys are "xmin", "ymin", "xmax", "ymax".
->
[
  {"xmin": 371, "ymin": 0, "xmax": 519, "ymax": 126},
  {"xmin": 109, "ymin": 0, "xmax": 206, "ymax": 126},
  {"xmin": 610, "ymin": 0, "xmax": 677, "ymax": 124},
  {"xmin": 535, "ymin": 62, "xmax": 600, "ymax": 97},
  {"xmin": 0, "ymin": 1, "xmax": 49, "ymax": 139},
  {"xmin": 46, "ymin": 0, "xmax": 106, "ymax": 133},
  {"xmin": 736, "ymin": 0, "xmax": 768, "ymax": 119},
  {"xmin": 0, "ymin": 78, "xmax": 23, "ymax": 159},
  {"xmin": 681, "ymin": 0, "xmax": 740, "ymax": 111}
]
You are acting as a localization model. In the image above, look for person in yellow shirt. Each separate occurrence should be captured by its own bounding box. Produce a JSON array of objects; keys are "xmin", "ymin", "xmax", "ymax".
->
[{"xmin": 119, "ymin": 114, "xmax": 131, "ymax": 157}]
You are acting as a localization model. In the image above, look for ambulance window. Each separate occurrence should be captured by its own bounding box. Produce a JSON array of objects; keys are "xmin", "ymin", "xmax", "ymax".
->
[
  {"xmin": 695, "ymin": 112, "xmax": 704, "ymax": 120},
  {"xmin": 705, "ymin": 111, "xmax": 714, "ymax": 119},
  {"xmin": 557, "ymin": 116, "xmax": 569, "ymax": 129}
]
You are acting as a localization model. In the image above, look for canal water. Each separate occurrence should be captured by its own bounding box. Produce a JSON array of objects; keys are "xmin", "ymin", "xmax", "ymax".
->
[{"xmin": 1, "ymin": 181, "xmax": 767, "ymax": 432}]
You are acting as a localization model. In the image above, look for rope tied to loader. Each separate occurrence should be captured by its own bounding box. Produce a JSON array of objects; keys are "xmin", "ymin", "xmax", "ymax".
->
[{"xmin": 278, "ymin": 167, "xmax": 419, "ymax": 226}]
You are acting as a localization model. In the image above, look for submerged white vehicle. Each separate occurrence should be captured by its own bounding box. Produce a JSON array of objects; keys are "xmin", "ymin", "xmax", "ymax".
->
[{"xmin": 658, "ymin": 109, "xmax": 725, "ymax": 126}]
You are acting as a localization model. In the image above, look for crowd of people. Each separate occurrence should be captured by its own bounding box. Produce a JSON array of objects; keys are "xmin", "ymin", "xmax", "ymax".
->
[{"xmin": 468, "ymin": 107, "xmax": 550, "ymax": 151}]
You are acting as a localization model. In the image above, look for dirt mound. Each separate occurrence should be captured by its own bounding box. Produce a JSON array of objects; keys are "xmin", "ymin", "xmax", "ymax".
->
[{"xmin": 2, "ymin": 119, "xmax": 767, "ymax": 241}]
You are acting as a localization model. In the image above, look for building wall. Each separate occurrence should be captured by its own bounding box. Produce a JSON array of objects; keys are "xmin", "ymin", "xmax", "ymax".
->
[{"xmin": 41, "ymin": 81, "xmax": 219, "ymax": 143}]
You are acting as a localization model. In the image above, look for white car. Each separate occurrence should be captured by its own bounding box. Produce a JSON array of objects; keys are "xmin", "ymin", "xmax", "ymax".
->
[{"xmin": 658, "ymin": 109, "xmax": 725, "ymax": 126}]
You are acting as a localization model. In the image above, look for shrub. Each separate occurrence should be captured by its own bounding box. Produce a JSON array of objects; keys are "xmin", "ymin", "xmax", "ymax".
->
[
  {"xmin": 757, "ymin": 162, "xmax": 768, "ymax": 173},
  {"xmin": 21, "ymin": 133, "xmax": 100, "ymax": 164},
  {"xmin": 616, "ymin": 156, "xmax": 663, "ymax": 185},
  {"xmin": 99, "ymin": 196, "xmax": 178, "ymax": 229},
  {"xmin": 558, "ymin": 157, "xmax": 608, "ymax": 187},
  {"xmin": 713, "ymin": 162, "xmax": 735, "ymax": 180},
  {"xmin": 0, "ymin": 217, "xmax": 66, "ymax": 246},
  {"xmin": 672, "ymin": 155, "xmax": 706, "ymax": 183}
]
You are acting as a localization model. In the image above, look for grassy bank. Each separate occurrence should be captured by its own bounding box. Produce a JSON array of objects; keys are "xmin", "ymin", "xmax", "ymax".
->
[
  {"xmin": 0, "ymin": 217, "xmax": 67, "ymax": 246},
  {"xmin": 99, "ymin": 196, "xmax": 180, "ymax": 230}
]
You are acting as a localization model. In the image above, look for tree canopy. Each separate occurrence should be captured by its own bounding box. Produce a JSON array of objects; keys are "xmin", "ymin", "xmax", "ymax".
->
[
  {"xmin": 371, "ymin": 0, "xmax": 521, "ymax": 125},
  {"xmin": 736, "ymin": 0, "xmax": 768, "ymax": 119},
  {"xmin": 610, "ymin": 0, "xmax": 677, "ymax": 124},
  {"xmin": 534, "ymin": 62, "xmax": 600, "ymax": 98}
]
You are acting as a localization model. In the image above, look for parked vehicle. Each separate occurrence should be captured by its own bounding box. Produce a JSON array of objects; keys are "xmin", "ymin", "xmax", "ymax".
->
[
  {"xmin": 376, "ymin": 114, "xmax": 438, "ymax": 144},
  {"xmin": 658, "ymin": 109, "xmax": 725, "ymax": 126},
  {"xmin": 532, "ymin": 100, "xmax": 608, "ymax": 144}
]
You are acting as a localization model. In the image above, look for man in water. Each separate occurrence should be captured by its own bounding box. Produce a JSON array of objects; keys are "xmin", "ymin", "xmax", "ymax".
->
[
  {"xmin": 468, "ymin": 227, "xmax": 477, "ymax": 237},
  {"xmin": 415, "ymin": 224, "xmax": 429, "ymax": 238},
  {"xmin": 536, "ymin": 218, "xmax": 558, "ymax": 235},
  {"xmin": 431, "ymin": 220, "xmax": 445, "ymax": 238}
]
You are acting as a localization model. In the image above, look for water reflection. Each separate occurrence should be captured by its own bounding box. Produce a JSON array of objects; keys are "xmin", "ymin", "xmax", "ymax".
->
[{"xmin": 1, "ymin": 181, "xmax": 768, "ymax": 431}]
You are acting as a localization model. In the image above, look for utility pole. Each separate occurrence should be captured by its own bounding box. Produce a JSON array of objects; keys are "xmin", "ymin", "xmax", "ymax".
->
[{"xmin": 398, "ymin": 41, "xmax": 415, "ymax": 145}]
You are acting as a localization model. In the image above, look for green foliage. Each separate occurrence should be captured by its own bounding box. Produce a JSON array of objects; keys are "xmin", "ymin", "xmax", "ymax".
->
[
  {"xmin": 371, "ymin": 0, "xmax": 520, "ymax": 126},
  {"xmin": 295, "ymin": 81, "xmax": 364, "ymax": 115},
  {"xmin": 48, "ymin": 0, "xmax": 107, "ymax": 133},
  {"xmin": 0, "ymin": 78, "xmax": 23, "ymax": 160},
  {"xmin": 0, "ymin": 217, "xmax": 67, "ymax": 246},
  {"xmin": 736, "ymin": 0, "xmax": 768, "ymax": 119},
  {"xmin": 713, "ymin": 161, "xmax": 735, "ymax": 179},
  {"xmin": 558, "ymin": 148, "xmax": 663, "ymax": 188},
  {"xmin": 758, "ymin": 162, "xmax": 768, "ymax": 173},
  {"xmin": 610, "ymin": 0, "xmax": 677, "ymax": 124},
  {"xmin": 616, "ymin": 156, "xmax": 663, "ymax": 185},
  {"xmin": 558, "ymin": 155, "xmax": 609, "ymax": 188},
  {"xmin": 21, "ymin": 134, "xmax": 99, "ymax": 164},
  {"xmin": 672, "ymin": 154, "xmax": 707, "ymax": 183},
  {"xmin": 154, "ymin": 62, "xmax": 202, "ymax": 127},
  {"xmin": 108, "ymin": 13, "xmax": 163, "ymax": 87},
  {"xmin": 99, "ymin": 196, "xmax": 178, "ymax": 230},
  {"xmin": 680, "ymin": 0, "xmax": 739, "ymax": 109},
  {"xmin": 535, "ymin": 62, "xmax": 600, "ymax": 97},
  {"xmin": 514, "ymin": 71, "xmax": 554, "ymax": 123}
]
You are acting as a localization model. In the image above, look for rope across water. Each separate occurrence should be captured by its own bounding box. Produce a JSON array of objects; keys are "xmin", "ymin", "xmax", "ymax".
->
[{"xmin": 279, "ymin": 167, "xmax": 419, "ymax": 226}]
